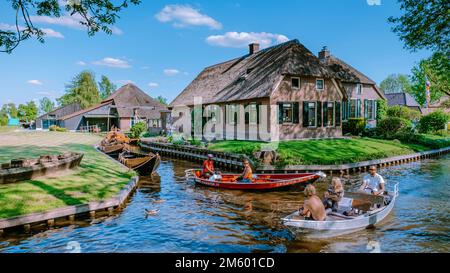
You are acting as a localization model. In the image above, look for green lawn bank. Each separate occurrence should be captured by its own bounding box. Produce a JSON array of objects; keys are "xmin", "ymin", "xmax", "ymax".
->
[{"xmin": 0, "ymin": 130, "xmax": 135, "ymax": 219}]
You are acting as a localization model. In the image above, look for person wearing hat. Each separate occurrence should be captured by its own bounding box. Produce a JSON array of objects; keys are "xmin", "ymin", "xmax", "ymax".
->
[{"xmin": 202, "ymin": 154, "xmax": 215, "ymax": 179}]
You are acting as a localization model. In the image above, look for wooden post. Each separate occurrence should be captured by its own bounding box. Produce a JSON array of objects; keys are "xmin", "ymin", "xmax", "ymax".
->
[
  {"xmin": 108, "ymin": 207, "xmax": 114, "ymax": 216},
  {"xmin": 47, "ymin": 219, "xmax": 55, "ymax": 227},
  {"xmin": 0, "ymin": 229, "xmax": 4, "ymax": 236},
  {"xmin": 90, "ymin": 211, "xmax": 96, "ymax": 218},
  {"xmin": 24, "ymin": 224, "xmax": 31, "ymax": 233},
  {"xmin": 69, "ymin": 215, "xmax": 75, "ymax": 222}
]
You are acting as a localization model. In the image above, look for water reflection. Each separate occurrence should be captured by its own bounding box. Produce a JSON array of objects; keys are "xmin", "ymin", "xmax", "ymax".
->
[{"xmin": 0, "ymin": 155, "xmax": 449, "ymax": 253}]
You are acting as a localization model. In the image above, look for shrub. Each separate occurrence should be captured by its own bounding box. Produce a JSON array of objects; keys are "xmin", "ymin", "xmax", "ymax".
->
[
  {"xmin": 343, "ymin": 118, "xmax": 366, "ymax": 136},
  {"xmin": 418, "ymin": 110, "xmax": 450, "ymax": 134},
  {"xmin": 130, "ymin": 122, "xmax": 147, "ymax": 138},
  {"xmin": 376, "ymin": 117, "xmax": 412, "ymax": 139},
  {"xmin": 189, "ymin": 138, "xmax": 202, "ymax": 146},
  {"xmin": 49, "ymin": 125, "xmax": 67, "ymax": 132},
  {"xmin": 0, "ymin": 114, "xmax": 8, "ymax": 126},
  {"xmin": 376, "ymin": 100, "xmax": 388, "ymax": 122},
  {"xmin": 387, "ymin": 105, "xmax": 421, "ymax": 121}
]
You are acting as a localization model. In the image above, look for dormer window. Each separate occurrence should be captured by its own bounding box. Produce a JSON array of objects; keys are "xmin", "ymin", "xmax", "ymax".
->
[
  {"xmin": 291, "ymin": 77, "xmax": 300, "ymax": 89},
  {"xmin": 357, "ymin": 83, "xmax": 362, "ymax": 95},
  {"xmin": 316, "ymin": 79, "xmax": 324, "ymax": 90}
]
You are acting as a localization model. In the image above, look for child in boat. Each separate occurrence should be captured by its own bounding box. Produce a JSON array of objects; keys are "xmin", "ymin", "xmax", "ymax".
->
[
  {"xmin": 236, "ymin": 159, "xmax": 253, "ymax": 183},
  {"xmin": 299, "ymin": 184, "xmax": 327, "ymax": 221},
  {"xmin": 201, "ymin": 154, "xmax": 215, "ymax": 179},
  {"xmin": 323, "ymin": 177, "xmax": 344, "ymax": 212}
]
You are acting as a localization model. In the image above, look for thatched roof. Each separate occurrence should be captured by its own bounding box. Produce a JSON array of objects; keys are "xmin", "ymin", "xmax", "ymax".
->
[
  {"xmin": 325, "ymin": 55, "xmax": 375, "ymax": 85},
  {"xmin": 104, "ymin": 83, "xmax": 168, "ymax": 118},
  {"xmin": 170, "ymin": 39, "xmax": 334, "ymax": 107}
]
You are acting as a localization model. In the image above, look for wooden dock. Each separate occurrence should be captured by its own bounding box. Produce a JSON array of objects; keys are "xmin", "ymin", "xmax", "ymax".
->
[{"xmin": 140, "ymin": 140, "xmax": 450, "ymax": 175}]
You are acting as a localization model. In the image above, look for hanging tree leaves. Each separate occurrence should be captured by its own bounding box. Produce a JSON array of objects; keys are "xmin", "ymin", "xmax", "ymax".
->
[{"xmin": 0, "ymin": 0, "xmax": 141, "ymax": 53}]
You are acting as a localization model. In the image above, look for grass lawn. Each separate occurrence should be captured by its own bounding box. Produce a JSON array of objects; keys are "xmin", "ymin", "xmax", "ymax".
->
[
  {"xmin": 0, "ymin": 126, "xmax": 19, "ymax": 133},
  {"xmin": 0, "ymin": 131, "xmax": 135, "ymax": 219},
  {"xmin": 208, "ymin": 137, "xmax": 449, "ymax": 166}
]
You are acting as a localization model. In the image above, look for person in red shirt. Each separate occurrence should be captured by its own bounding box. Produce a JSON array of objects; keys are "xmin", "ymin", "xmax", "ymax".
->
[{"xmin": 202, "ymin": 154, "xmax": 215, "ymax": 178}]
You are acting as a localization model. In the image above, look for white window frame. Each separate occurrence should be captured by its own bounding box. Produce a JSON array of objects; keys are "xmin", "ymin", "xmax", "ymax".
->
[
  {"xmin": 357, "ymin": 83, "xmax": 363, "ymax": 95},
  {"xmin": 291, "ymin": 77, "xmax": 301, "ymax": 89},
  {"xmin": 249, "ymin": 103, "xmax": 258, "ymax": 125},
  {"xmin": 326, "ymin": 101, "xmax": 335, "ymax": 127},
  {"xmin": 307, "ymin": 102, "xmax": 317, "ymax": 128},
  {"xmin": 281, "ymin": 103, "xmax": 294, "ymax": 124},
  {"xmin": 316, "ymin": 79, "xmax": 325, "ymax": 91},
  {"xmin": 227, "ymin": 104, "xmax": 237, "ymax": 125}
]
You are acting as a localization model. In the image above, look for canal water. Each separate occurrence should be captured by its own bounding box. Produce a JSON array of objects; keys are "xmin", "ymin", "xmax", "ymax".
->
[{"xmin": 0, "ymin": 155, "xmax": 449, "ymax": 253}]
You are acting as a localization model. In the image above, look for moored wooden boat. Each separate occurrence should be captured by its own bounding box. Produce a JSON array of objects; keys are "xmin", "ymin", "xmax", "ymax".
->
[
  {"xmin": 185, "ymin": 169, "xmax": 326, "ymax": 190},
  {"xmin": 282, "ymin": 184, "xmax": 399, "ymax": 238},
  {"xmin": 99, "ymin": 143, "xmax": 124, "ymax": 155},
  {"xmin": 119, "ymin": 150, "xmax": 161, "ymax": 175},
  {"xmin": 0, "ymin": 153, "xmax": 83, "ymax": 184}
]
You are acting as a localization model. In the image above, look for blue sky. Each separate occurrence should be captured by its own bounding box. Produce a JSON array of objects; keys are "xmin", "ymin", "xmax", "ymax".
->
[{"xmin": 0, "ymin": 0, "xmax": 432, "ymax": 106}]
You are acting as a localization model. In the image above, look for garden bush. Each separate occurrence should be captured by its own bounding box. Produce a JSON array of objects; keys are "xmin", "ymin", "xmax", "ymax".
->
[
  {"xmin": 343, "ymin": 118, "xmax": 366, "ymax": 136},
  {"xmin": 49, "ymin": 125, "xmax": 68, "ymax": 132},
  {"xmin": 376, "ymin": 117, "xmax": 412, "ymax": 139},
  {"xmin": 418, "ymin": 110, "xmax": 450, "ymax": 134},
  {"xmin": 129, "ymin": 122, "xmax": 147, "ymax": 138},
  {"xmin": 376, "ymin": 100, "xmax": 388, "ymax": 122},
  {"xmin": 387, "ymin": 105, "xmax": 421, "ymax": 121}
]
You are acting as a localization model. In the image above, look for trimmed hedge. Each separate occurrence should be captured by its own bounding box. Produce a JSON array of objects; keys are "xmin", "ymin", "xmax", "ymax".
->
[
  {"xmin": 343, "ymin": 118, "xmax": 366, "ymax": 136},
  {"xmin": 418, "ymin": 110, "xmax": 450, "ymax": 134},
  {"xmin": 376, "ymin": 117, "xmax": 413, "ymax": 139}
]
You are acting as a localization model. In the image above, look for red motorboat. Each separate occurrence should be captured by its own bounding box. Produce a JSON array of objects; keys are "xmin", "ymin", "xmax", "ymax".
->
[{"xmin": 185, "ymin": 169, "xmax": 326, "ymax": 190}]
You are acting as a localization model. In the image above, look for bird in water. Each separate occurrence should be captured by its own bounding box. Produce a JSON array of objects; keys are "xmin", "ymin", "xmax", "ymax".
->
[{"xmin": 145, "ymin": 209, "xmax": 160, "ymax": 216}]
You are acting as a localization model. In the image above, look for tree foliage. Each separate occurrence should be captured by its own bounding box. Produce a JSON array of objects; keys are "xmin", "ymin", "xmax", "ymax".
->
[
  {"xmin": 388, "ymin": 0, "xmax": 449, "ymax": 53},
  {"xmin": 39, "ymin": 97, "xmax": 55, "ymax": 114},
  {"xmin": 156, "ymin": 96, "xmax": 168, "ymax": 105},
  {"xmin": 387, "ymin": 105, "xmax": 421, "ymax": 121},
  {"xmin": 410, "ymin": 52, "xmax": 450, "ymax": 105},
  {"xmin": 18, "ymin": 101, "xmax": 38, "ymax": 121},
  {"xmin": 376, "ymin": 100, "xmax": 388, "ymax": 122},
  {"xmin": 98, "ymin": 75, "xmax": 117, "ymax": 100},
  {"xmin": 380, "ymin": 74, "xmax": 412, "ymax": 94},
  {"xmin": 418, "ymin": 110, "xmax": 450, "ymax": 134},
  {"xmin": 1, "ymin": 0, "xmax": 141, "ymax": 53},
  {"xmin": 1, "ymin": 103, "xmax": 19, "ymax": 118},
  {"xmin": 58, "ymin": 70, "xmax": 101, "ymax": 109}
]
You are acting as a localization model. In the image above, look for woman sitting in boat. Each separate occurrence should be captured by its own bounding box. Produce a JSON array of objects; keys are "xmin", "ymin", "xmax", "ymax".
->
[
  {"xmin": 299, "ymin": 184, "xmax": 327, "ymax": 221},
  {"xmin": 236, "ymin": 159, "xmax": 253, "ymax": 183},
  {"xmin": 323, "ymin": 177, "xmax": 344, "ymax": 212},
  {"xmin": 201, "ymin": 154, "xmax": 215, "ymax": 179}
]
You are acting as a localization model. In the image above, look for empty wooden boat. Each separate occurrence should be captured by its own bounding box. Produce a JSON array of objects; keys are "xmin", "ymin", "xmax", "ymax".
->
[
  {"xmin": 185, "ymin": 169, "xmax": 326, "ymax": 190},
  {"xmin": 0, "ymin": 153, "xmax": 83, "ymax": 184},
  {"xmin": 99, "ymin": 142, "xmax": 124, "ymax": 155},
  {"xmin": 282, "ymin": 184, "xmax": 399, "ymax": 238},
  {"xmin": 119, "ymin": 150, "xmax": 161, "ymax": 175}
]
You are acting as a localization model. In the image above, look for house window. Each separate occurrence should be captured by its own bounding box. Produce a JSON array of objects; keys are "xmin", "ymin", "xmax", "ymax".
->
[
  {"xmin": 281, "ymin": 103, "xmax": 293, "ymax": 123},
  {"xmin": 365, "ymin": 100, "xmax": 376, "ymax": 120},
  {"xmin": 307, "ymin": 102, "xmax": 317, "ymax": 127},
  {"xmin": 249, "ymin": 103, "xmax": 258, "ymax": 125},
  {"xmin": 291, "ymin": 77, "xmax": 300, "ymax": 89},
  {"xmin": 342, "ymin": 101, "xmax": 349, "ymax": 121},
  {"xmin": 323, "ymin": 102, "xmax": 335, "ymax": 127},
  {"xmin": 227, "ymin": 105, "xmax": 238, "ymax": 125},
  {"xmin": 150, "ymin": 119, "xmax": 161, "ymax": 128},
  {"xmin": 357, "ymin": 84, "xmax": 363, "ymax": 95},
  {"xmin": 206, "ymin": 105, "xmax": 220, "ymax": 123},
  {"xmin": 316, "ymin": 79, "xmax": 324, "ymax": 90},
  {"xmin": 349, "ymin": 99, "xmax": 361, "ymax": 118}
]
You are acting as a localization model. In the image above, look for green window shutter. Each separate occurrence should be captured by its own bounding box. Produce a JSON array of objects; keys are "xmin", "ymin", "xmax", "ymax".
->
[
  {"xmin": 364, "ymin": 99, "xmax": 368, "ymax": 119},
  {"xmin": 278, "ymin": 102, "xmax": 283, "ymax": 124},
  {"xmin": 293, "ymin": 102, "xmax": 300, "ymax": 124},
  {"xmin": 335, "ymin": 102, "xmax": 341, "ymax": 126},
  {"xmin": 374, "ymin": 100, "xmax": 377, "ymax": 120},
  {"xmin": 303, "ymin": 101, "xmax": 309, "ymax": 127},
  {"xmin": 317, "ymin": 101, "xmax": 322, "ymax": 127},
  {"xmin": 322, "ymin": 101, "xmax": 328, "ymax": 127},
  {"xmin": 256, "ymin": 103, "xmax": 261, "ymax": 125},
  {"xmin": 357, "ymin": 99, "xmax": 361, "ymax": 118}
]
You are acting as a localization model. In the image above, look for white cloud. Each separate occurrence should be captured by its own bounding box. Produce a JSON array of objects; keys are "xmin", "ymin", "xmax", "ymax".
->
[
  {"xmin": 30, "ymin": 14, "xmax": 123, "ymax": 35},
  {"xmin": 206, "ymin": 32, "xmax": 289, "ymax": 48},
  {"xmin": 164, "ymin": 69, "xmax": 180, "ymax": 76},
  {"xmin": 28, "ymin": 80, "xmax": 43, "ymax": 85},
  {"xmin": 76, "ymin": 61, "xmax": 86, "ymax": 66},
  {"xmin": 0, "ymin": 23, "xmax": 63, "ymax": 38},
  {"xmin": 148, "ymin": 82, "xmax": 159, "ymax": 88},
  {"xmin": 155, "ymin": 5, "xmax": 222, "ymax": 29},
  {"xmin": 93, "ymin": 57, "xmax": 131, "ymax": 69}
]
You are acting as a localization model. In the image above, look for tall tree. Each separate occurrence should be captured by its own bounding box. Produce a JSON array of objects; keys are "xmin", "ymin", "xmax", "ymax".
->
[
  {"xmin": 1, "ymin": 103, "xmax": 19, "ymax": 118},
  {"xmin": 380, "ymin": 74, "xmax": 412, "ymax": 94},
  {"xmin": 18, "ymin": 101, "xmax": 38, "ymax": 121},
  {"xmin": 98, "ymin": 75, "xmax": 117, "ymax": 100},
  {"xmin": 156, "ymin": 96, "xmax": 168, "ymax": 105},
  {"xmin": 39, "ymin": 97, "xmax": 55, "ymax": 114},
  {"xmin": 410, "ymin": 52, "xmax": 450, "ymax": 105},
  {"xmin": 388, "ymin": 0, "xmax": 449, "ymax": 53},
  {"xmin": 58, "ymin": 71, "xmax": 101, "ymax": 109},
  {"xmin": 1, "ymin": 0, "xmax": 141, "ymax": 53}
]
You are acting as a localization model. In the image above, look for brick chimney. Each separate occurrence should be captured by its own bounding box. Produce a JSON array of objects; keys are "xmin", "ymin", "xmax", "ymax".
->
[
  {"xmin": 318, "ymin": 46, "xmax": 330, "ymax": 62},
  {"xmin": 249, "ymin": 43, "xmax": 260, "ymax": 55}
]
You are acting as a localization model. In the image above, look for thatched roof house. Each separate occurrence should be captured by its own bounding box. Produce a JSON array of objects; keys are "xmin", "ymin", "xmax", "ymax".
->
[
  {"xmin": 170, "ymin": 39, "xmax": 385, "ymax": 141},
  {"xmin": 43, "ymin": 84, "xmax": 169, "ymax": 132}
]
